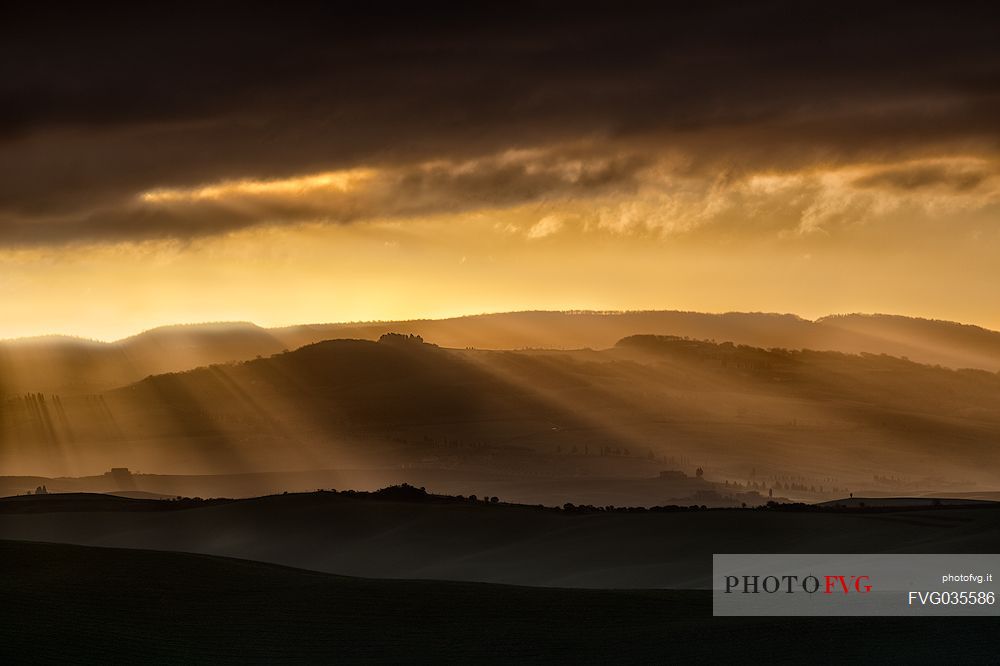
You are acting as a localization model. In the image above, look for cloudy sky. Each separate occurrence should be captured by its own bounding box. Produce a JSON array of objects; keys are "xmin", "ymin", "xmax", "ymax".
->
[{"xmin": 3, "ymin": 2, "xmax": 999, "ymax": 339}]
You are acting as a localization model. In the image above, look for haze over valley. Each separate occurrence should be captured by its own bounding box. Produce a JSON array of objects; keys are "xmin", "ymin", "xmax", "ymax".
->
[{"xmin": 2, "ymin": 311, "xmax": 999, "ymax": 507}]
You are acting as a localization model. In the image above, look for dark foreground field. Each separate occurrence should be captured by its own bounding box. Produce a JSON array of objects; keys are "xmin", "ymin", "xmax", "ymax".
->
[
  {"xmin": 2, "ymin": 491, "xmax": 999, "ymax": 588},
  {"xmin": 2, "ymin": 540, "xmax": 998, "ymax": 665}
]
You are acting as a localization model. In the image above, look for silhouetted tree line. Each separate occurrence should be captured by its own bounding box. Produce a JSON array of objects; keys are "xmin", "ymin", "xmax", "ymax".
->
[
  {"xmin": 378, "ymin": 333, "xmax": 427, "ymax": 345},
  {"xmin": 34, "ymin": 484, "xmax": 961, "ymax": 515}
]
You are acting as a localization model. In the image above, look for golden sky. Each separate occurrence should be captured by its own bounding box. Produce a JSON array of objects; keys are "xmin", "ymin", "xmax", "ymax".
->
[
  {"xmin": 3, "ymin": 5, "xmax": 999, "ymax": 340},
  {"xmin": 3, "ymin": 151, "xmax": 998, "ymax": 341}
]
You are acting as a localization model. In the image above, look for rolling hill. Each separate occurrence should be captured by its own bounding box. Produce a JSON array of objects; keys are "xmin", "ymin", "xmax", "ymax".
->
[
  {"xmin": 6, "ymin": 538, "xmax": 998, "ymax": 664},
  {"xmin": 1, "ymin": 491, "xmax": 998, "ymax": 589},
  {"xmin": 3, "ymin": 310, "xmax": 1000, "ymax": 397},
  {"xmin": 3, "ymin": 333, "xmax": 999, "ymax": 501}
]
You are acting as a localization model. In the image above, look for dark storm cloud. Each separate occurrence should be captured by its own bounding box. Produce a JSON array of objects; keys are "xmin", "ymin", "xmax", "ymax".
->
[
  {"xmin": 1, "ymin": 1, "xmax": 998, "ymax": 244},
  {"xmin": 0, "ymin": 151, "xmax": 647, "ymax": 245}
]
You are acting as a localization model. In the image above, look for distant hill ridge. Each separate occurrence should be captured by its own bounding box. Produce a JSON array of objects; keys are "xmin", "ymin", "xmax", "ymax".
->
[{"xmin": 1, "ymin": 310, "xmax": 999, "ymax": 396}]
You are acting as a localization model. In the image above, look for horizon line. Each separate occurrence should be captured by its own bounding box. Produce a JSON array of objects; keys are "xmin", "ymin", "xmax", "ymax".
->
[{"xmin": 1, "ymin": 308, "xmax": 997, "ymax": 345}]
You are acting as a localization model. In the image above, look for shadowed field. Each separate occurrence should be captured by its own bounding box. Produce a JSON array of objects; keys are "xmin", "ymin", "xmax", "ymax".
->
[
  {"xmin": 2, "ymin": 539, "xmax": 998, "ymax": 664},
  {"xmin": 1, "ymin": 491, "xmax": 998, "ymax": 589}
]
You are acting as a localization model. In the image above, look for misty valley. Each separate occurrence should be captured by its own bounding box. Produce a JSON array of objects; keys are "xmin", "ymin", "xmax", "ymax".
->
[{"xmin": 2, "ymin": 313, "xmax": 1000, "ymax": 509}]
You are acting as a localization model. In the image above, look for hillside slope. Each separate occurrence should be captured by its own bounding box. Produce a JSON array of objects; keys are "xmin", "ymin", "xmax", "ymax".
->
[{"xmin": 4, "ymin": 334, "xmax": 999, "ymax": 495}]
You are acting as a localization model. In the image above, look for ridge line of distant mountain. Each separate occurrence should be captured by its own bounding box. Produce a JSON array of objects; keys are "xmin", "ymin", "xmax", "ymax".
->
[
  {"xmin": 2, "ymin": 310, "xmax": 1000, "ymax": 395},
  {"xmin": 4, "ymin": 310, "xmax": 999, "ymax": 346}
]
